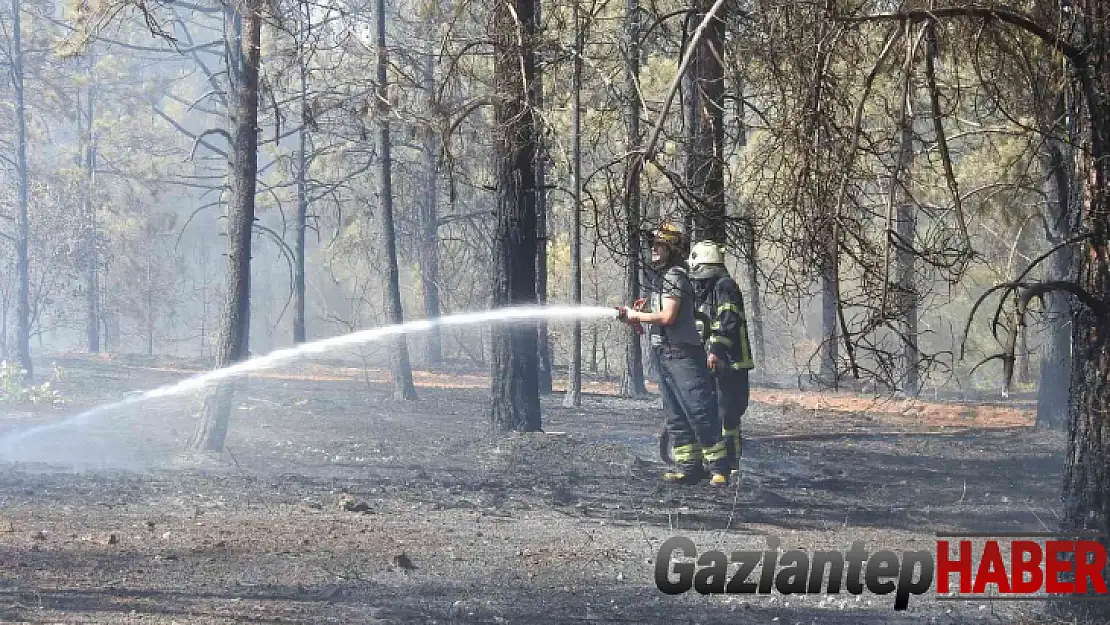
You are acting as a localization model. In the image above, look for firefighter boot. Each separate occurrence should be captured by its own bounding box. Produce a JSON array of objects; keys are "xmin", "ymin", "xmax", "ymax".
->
[
  {"xmin": 663, "ymin": 444, "xmax": 704, "ymax": 485},
  {"xmin": 723, "ymin": 426, "xmax": 742, "ymax": 478},
  {"xmin": 703, "ymin": 440, "xmax": 730, "ymax": 488}
]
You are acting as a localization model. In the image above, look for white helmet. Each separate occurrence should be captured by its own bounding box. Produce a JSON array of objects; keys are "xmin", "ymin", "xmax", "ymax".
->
[{"xmin": 688, "ymin": 240, "xmax": 726, "ymax": 268}]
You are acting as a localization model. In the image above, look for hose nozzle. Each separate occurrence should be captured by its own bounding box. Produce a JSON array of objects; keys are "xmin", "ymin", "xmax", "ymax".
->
[{"xmin": 615, "ymin": 300, "xmax": 645, "ymax": 335}]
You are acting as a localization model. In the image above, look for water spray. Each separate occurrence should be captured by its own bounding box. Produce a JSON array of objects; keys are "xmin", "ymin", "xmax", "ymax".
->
[{"xmin": 0, "ymin": 305, "xmax": 623, "ymax": 460}]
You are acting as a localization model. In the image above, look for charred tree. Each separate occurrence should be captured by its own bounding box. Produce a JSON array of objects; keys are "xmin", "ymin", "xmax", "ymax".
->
[
  {"xmin": 375, "ymin": 0, "xmax": 417, "ymax": 400},
  {"xmin": 191, "ymin": 0, "xmax": 262, "ymax": 452},
  {"xmin": 82, "ymin": 50, "xmax": 100, "ymax": 354},
  {"xmin": 818, "ymin": 246, "xmax": 839, "ymax": 385},
  {"xmin": 293, "ymin": 1, "xmax": 310, "ymax": 345},
  {"xmin": 1059, "ymin": 2, "xmax": 1110, "ymax": 608},
  {"xmin": 534, "ymin": 0, "xmax": 553, "ymax": 394},
  {"xmin": 1037, "ymin": 139, "xmax": 1076, "ymax": 427},
  {"xmin": 734, "ymin": 75, "xmax": 765, "ymax": 373},
  {"xmin": 686, "ymin": 0, "xmax": 727, "ymax": 243},
  {"xmin": 420, "ymin": 44, "xmax": 443, "ymax": 367},
  {"xmin": 146, "ymin": 254, "xmax": 155, "ymax": 356},
  {"xmin": 490, "ymin": 0, "xmax": 541, "ymax": 431},
  {"xmin": 564, "ymin": 0, "xmax": 583, "ymax": 408},
  {"xmin": 894, "ymin": 86, "xmax": 919, "ymax": 397},
  {"xmin": 619, "ymin": 0, "xmax": 647, "ymax": 398},
  {"xmin": 743, "ymin": 216, "xmax": 765, "ymax": 370},
  {"xmin": 10, "ymin": 0, "xmax": 31, "ymax": 380}
]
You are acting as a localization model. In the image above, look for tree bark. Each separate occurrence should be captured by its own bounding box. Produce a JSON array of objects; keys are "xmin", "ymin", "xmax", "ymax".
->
[
  {"xmin": 681, "ymin": 13, "xmax": 698, "ymax": 232},
  {"xmin": 1061, "ymin": 4, "xmax": 1110, "ymax": 609},
  {"xmin": 534, "ymin": 0, "xmax": 553, "ymax": 395},
  {"xmin": 895, "ymin": 105, "xmax": 919, "ymax": 397},
  {"xmin": 293, "ymin": 5, "xmax": 309, "ymax": 345},
  {"xmin": 819, "ymin": 250, "xmax": 839, "ymax": 386},
  {"xmin": 146, "ymin": 257, "xmax": 154, "ymax": 356},
  {"xmin": 376, "ymin": 0, "xmax": 417, "ymax": 400},
  {"xmin": 619, "ymin": 0, "xmax": 647, "ymax": 398},
  {"xmin": 11, "ymin": 0, "xmax": 31, "ymax": 381},
  {"xmin": 687, "ymin": 0, "xmax": 727, "ymax": 243},
  {"xmin": 191, "ymin": 1, "xmax": 262, "ymax": 452},
  {"xmin": 490, "ymin": 0, "xmax": 541, "ymax": 432},
  {"xmin": 564, "ymin": 0, "xmax": 583, "ymax": 408},
  {"xmin": 1037, "ymin": 110, "xmax": 1076, "ymax": 427},
  {"xmin": 1, "ymin": 295, "xmax": 7, "ymax": 360},
  {"xmin": 84, "ymin": 51, "xmax": 100, "ymax": 354},
  {"xmin": 744, "ymin": 217, "xmax": 765, "ymax": 372},
  {"xmin": 640, "ymin": 197, "xmax": 657, "ymax": 381},
  {"xmin": 198, "ymin": 243, "xmax": 210, "ymax": 359},
  {"xmin": 731, "ymin": 73, "xmax": 764, "ymax": 375},
  {"xmin": 420, "ymin": 45, "xmax": 443, "ymax": 367}
]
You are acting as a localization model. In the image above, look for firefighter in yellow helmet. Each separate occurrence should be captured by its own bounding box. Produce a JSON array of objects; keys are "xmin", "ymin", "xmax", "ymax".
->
[
  {"xmin": 618, "ymin": 223, "xmax": 730, "ymax": 487},
  {"xmin": 688, "ymin": 240, "xmax": 755, "ymax": 477}
]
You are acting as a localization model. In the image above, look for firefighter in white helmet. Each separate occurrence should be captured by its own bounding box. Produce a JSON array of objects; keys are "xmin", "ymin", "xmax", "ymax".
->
[
  {"xmin": 688, "ymin": 240, "xmax": 755, "ymax": 477},
  {"xmin": 618, "ymin": 223, "xmax": 730, "ymax": 487}
]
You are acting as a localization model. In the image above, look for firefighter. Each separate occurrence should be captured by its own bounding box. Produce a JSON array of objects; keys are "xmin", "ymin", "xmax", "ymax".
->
[
  {"xmin": 687, "ymin": 240, "xmax": 755, "ymax": 477},
  {"xmin": 618, "ymin": 223, "xmax": 730, "ymax": 487}
]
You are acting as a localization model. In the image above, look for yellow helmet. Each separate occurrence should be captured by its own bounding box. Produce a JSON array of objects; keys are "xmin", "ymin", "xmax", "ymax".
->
[{"xmin": 652, "ymin": 221, "xmax": 686, "ymax": 250}]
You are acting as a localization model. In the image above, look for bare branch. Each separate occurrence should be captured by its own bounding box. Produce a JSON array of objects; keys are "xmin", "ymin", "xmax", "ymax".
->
[
  {"xmin": 621, "ymin": 0, "xmax": 728, "ymax": 213},
  {"xmin": 189, "ymin": 128, "xmax": 234, "ymax": 160},
  {"xmin": 151, "ymin": 105, "xmax": 229, "ymax": 159},
  {"xmin": 833, "ymin": 6, "xmax": 1086, "ymax": 65},
  {"xmin": 923, "ymin": 21, "xmax": 972, "ymax": 258}
]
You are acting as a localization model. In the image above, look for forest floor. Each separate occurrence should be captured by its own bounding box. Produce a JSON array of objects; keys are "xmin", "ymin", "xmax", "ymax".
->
[{"xmin": 0, "ymin": 353, "xmax": 1087, "ymax": 624}]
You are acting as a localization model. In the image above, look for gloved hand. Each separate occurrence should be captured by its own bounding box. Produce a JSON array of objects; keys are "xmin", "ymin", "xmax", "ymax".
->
[{"xmin": 616, "ymin": 298, "xmax": 647, "ymax": 334}]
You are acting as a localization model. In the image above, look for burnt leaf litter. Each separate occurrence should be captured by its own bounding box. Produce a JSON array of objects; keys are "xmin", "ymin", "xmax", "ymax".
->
[{"xmin": 0, "ymin": 356, "xmax": 1067, "ymax": 624}]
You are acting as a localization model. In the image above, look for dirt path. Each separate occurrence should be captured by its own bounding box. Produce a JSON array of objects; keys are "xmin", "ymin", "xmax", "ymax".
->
[{"xmin": 0, "ymin": 357, "xmax": 1070, "ymax": 624}]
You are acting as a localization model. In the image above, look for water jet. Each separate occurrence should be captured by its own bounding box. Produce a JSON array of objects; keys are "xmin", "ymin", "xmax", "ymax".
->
[{"xmin": 0, "ymin": 305, "xmax": 620, "ymax": 464}]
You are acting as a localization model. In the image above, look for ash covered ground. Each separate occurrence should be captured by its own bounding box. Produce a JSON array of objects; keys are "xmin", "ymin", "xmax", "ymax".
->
[{"xmin": 0, "ymin": 355, "xmax": 1074, "ymax": 624}]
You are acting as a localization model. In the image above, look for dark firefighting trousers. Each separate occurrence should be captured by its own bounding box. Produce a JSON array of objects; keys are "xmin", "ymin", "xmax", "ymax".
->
[
  {"xmin": 653, "ymin": 343, "xmax": 729, "ymax": 475},
  {"xmin": 715, "ymin": 367, "xmax": 750, "ymax": 471}
]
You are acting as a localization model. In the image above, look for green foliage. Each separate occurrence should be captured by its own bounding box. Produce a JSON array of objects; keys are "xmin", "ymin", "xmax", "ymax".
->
[{"xmin": 0, "ymin": 361, "xmax": 64, "ymax": 409}]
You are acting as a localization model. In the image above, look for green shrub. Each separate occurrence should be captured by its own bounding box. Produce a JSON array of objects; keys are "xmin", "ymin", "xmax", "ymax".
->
[{"xmin": 0, "ymin": 361, "xmax": 64, "ymax": 409}]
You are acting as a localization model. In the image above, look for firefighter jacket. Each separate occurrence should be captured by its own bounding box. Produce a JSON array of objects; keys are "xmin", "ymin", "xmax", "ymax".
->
[{"xmin": 691, "ymin": 265, "xmax": 755, "ymax": 371}]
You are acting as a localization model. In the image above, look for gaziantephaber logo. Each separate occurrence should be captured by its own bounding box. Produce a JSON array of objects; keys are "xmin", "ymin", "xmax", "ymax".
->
[{"xmin": 654, "ymin": 533, "xmax": 1110, "ymax": 610}]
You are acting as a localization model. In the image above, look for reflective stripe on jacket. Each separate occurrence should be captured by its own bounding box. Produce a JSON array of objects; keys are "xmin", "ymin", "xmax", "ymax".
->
[{"xmin": 695, "ymin": 274, "xmax": 755, "ymax": 370}]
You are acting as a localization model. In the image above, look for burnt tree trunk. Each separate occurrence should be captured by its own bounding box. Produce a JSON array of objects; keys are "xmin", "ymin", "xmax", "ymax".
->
[
  {"xmin": 744, "ymin": 217, "xmax": 764, "ymax": 370},
  {"xmin": 534, "ymin": 0, "xmax": 553, "ymax": 394},
  {"xmin": 490, "ymin": 0, "xmax": 541, "ymax": 431},
  {"xmin": 146, "ymin": 257, "xmax": 154, "ymax": 356},
  {"xmin": 1037, "ymin": 132, "xmax": 1076, "ymax": 428},
  {"xmin": 619, "ymin": 0, "xmax": 647, "ymax": 398},
  {"xmin": 1062, "ymin": 2, "xmax": 1110, "ymax": 609},
  {"xmin": 376, "ymin": 0, "xmax": 417, "ymax": 400},
  {"xmin": 11, "ymin": 0, "xmax": 31, "ymax": 380},
  {"xmin": 563, "ymin": 0, "xmax": 583, "ymax": 408},
  {"xmin": 735, "ymin": 76, "xmax": 765, "ymax": 373},
  {"xmin": 1013, "ymin": 227, "xmax": 1036, "ymax": 387},
  {"xmin": 191, "ymin": 1, "xmax": 262, "ymax": 452},
  {"xmin": 895, "ymin": 100, "xmax": 919, "ymax": 397},
  {"xmin": 687, "ymin": 0, "xmax": 727, "ymax": 243},
  {"xmin": 681, "ymin": 10, "xmax": 697, "ymax": 232},
  {"xmin": 293, "ymin": 5, "xmax": 309, "ymax": 345},
  {"xmin": 819, "ymin": 247, "xmax": 839, "ymax": 386},
  {"xmin": 420, "ymin": 46, "xmax": 443, "ymax": 367},
  {"xmin": 641, "ymin": 196, "xmax": 657, "ymax": 381},
  {"xmin": 83, "ymin": 51, "xmax": 100, "ymax": 354}
]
